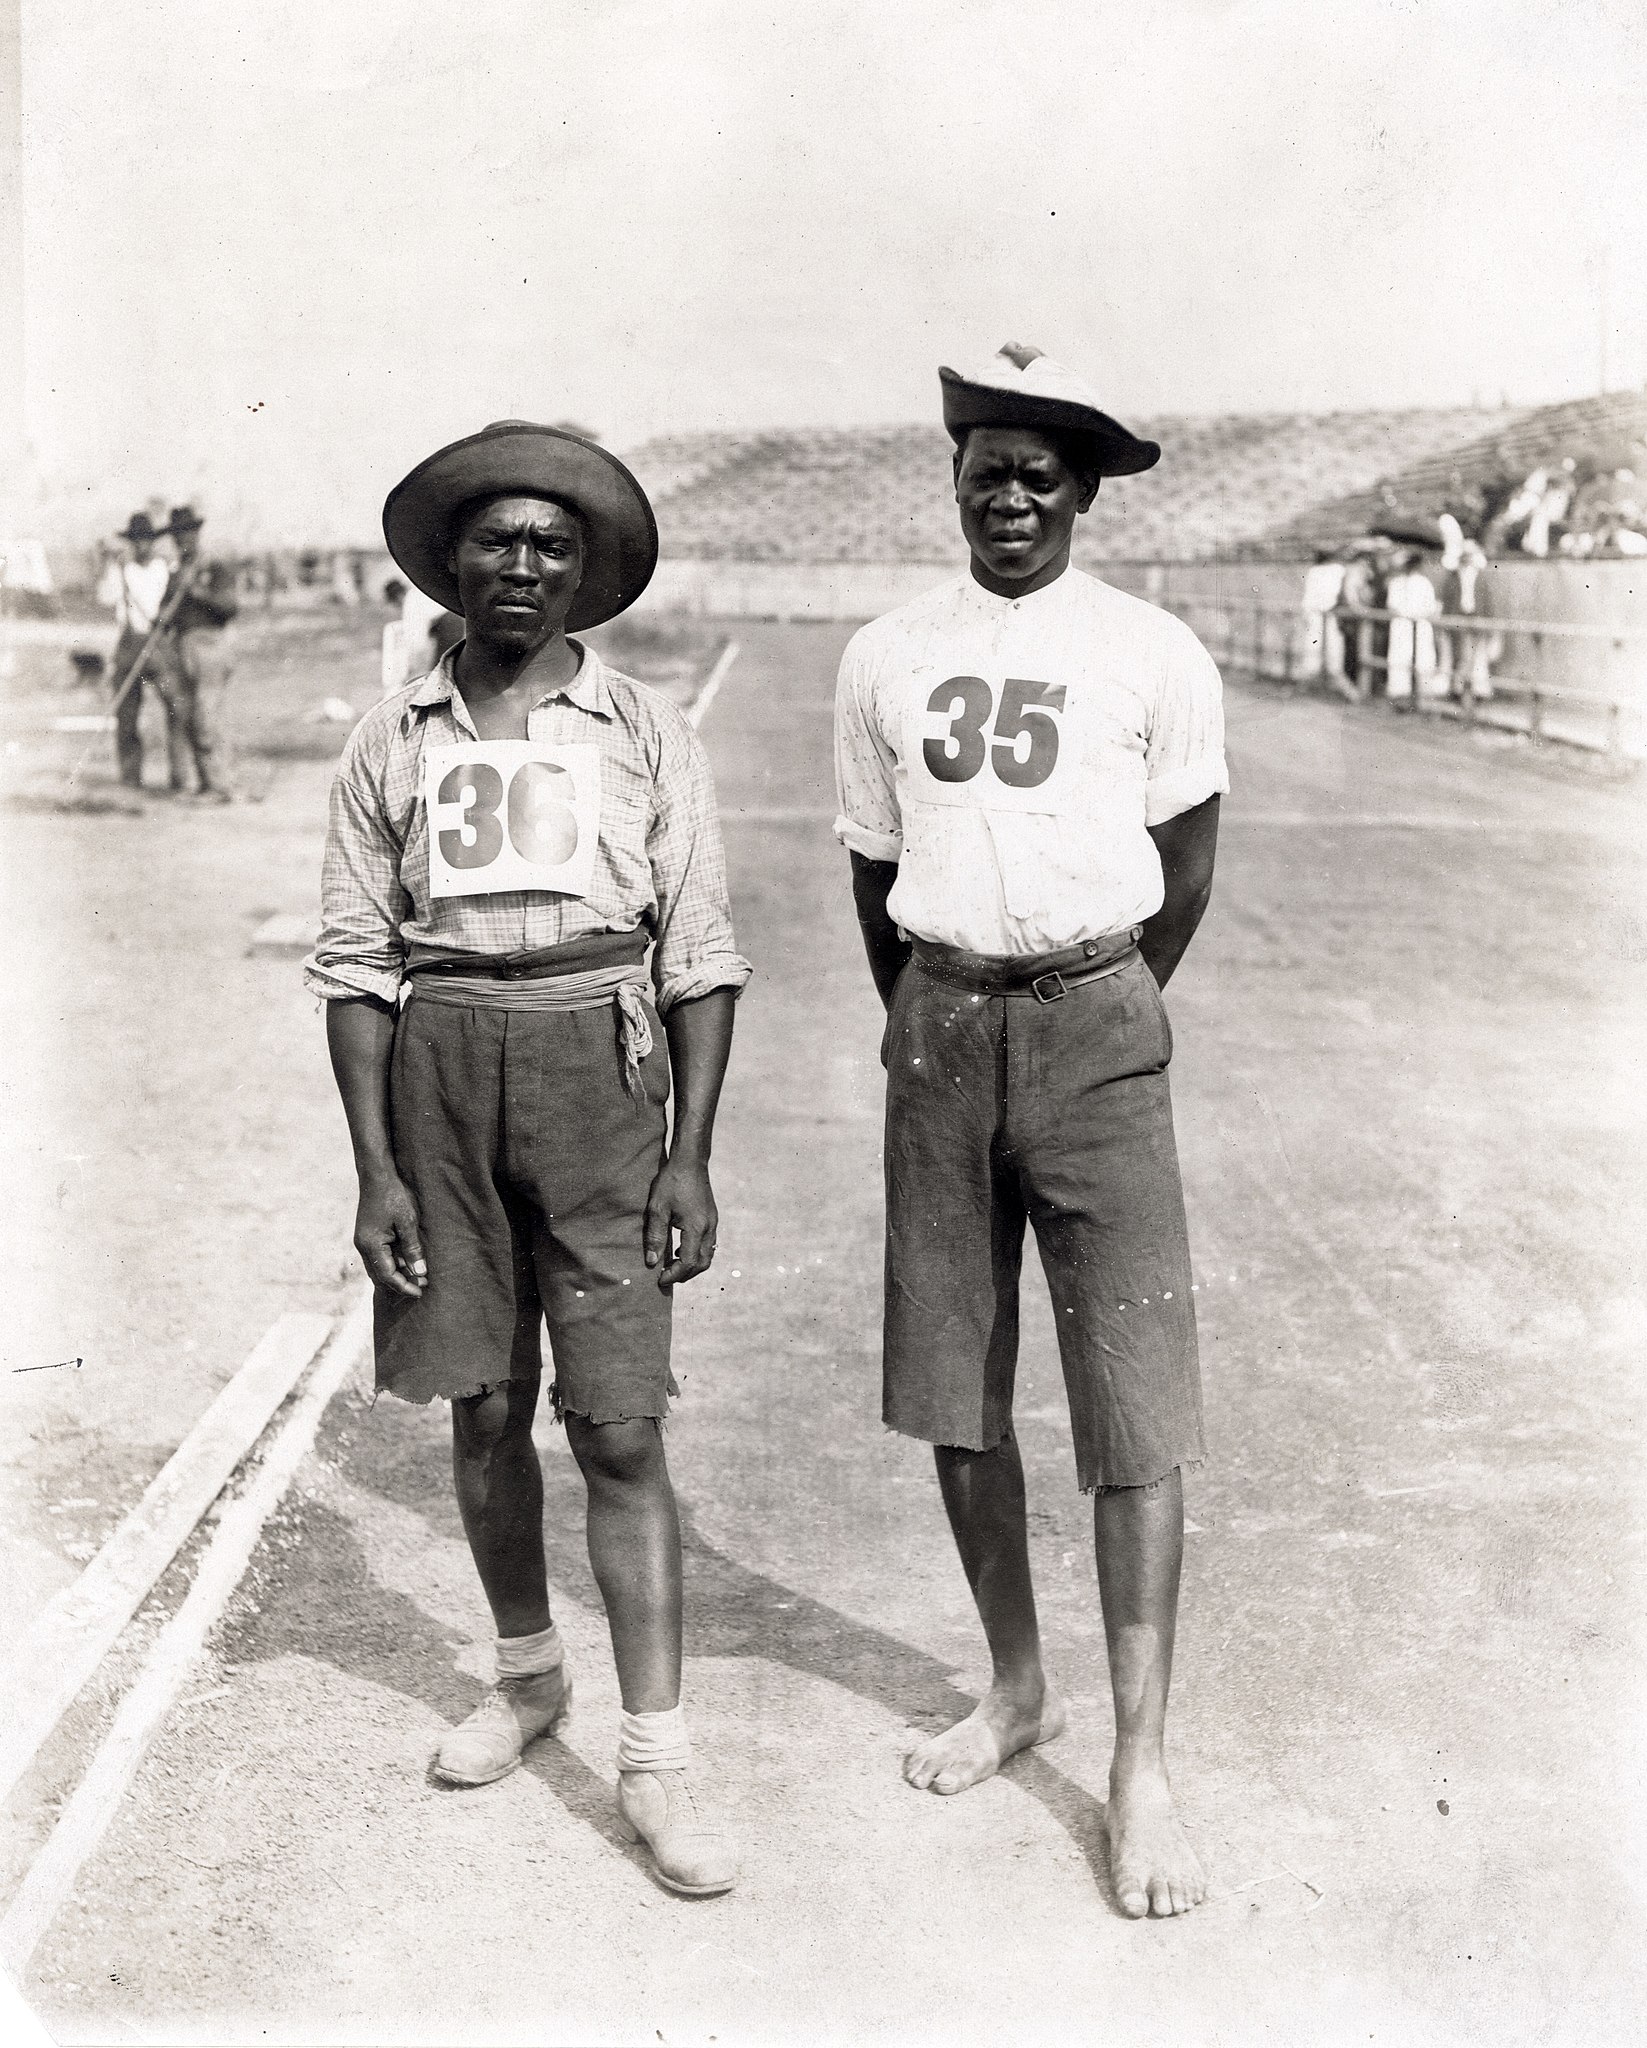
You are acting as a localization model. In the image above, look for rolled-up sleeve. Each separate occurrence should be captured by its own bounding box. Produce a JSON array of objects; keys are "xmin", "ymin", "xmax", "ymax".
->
[
  {"xmin": 303, "ymin": 732, "xmax": 412, "ymax": 1006},
  {"xmin": 832, "ymin": 631, "xmax": 903, "ymax": 863},
  {"xmin": 1144, "ymin": 624, "xmax": 1230, "ymax": 827},
  {"xmin": 647, "ymin": 712, "xmax": 752, "ymax": 1013}
]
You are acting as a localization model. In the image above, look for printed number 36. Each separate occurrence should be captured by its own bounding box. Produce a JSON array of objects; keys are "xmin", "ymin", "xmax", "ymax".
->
[
  {"xmin": 438, "ymin": 760, "xmax": 580, "ymax": 869},
  {"xmin": 923, "ymin": 676, "xmax": 1066, "ymax": 788}
]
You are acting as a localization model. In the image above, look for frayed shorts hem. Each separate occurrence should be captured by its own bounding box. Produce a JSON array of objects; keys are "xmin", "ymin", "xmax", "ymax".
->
[{"xmin": 884, "ymin": 1413, "xmax": 1205, "ymax": 1497}]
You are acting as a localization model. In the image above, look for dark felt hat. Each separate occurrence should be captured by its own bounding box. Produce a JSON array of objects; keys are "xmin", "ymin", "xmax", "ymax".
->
[
  {"xmin": 382, "ymin": 421, "xmax": 658, "ymax": 631},
  {"xmin": 119, "ymin": 511, "xmax": 160, "ymax": 542},
  {"xmin": 168, "ymin": 504, "xmax": 205, "ymax": 534},
  {"xmin": 939, "ymin": 343, "xmax": 1161, "ymax": 478}
]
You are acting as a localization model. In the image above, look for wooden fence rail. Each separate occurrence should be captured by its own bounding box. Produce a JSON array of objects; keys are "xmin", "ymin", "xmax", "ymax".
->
[{"xmin": 1162, "ymin": 598, "xmax": 1647, "ymax": 760}]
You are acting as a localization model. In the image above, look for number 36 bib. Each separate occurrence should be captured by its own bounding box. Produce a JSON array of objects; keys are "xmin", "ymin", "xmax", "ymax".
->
[
  {"xmin": 902, "ymin": 671, "xmax": 1086, "ymax": 815},
  {"xmin": 425, "ymin": 741, "xmax": 601, "ymax": 900}
]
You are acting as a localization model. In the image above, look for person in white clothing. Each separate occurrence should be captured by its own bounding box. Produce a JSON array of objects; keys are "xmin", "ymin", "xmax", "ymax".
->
[
  {"xmin": 1299, "ymin": 551, "xmax": 1346, "ymax": 682},
  {"xmin": 836, "ymin": 342, "xmax": 1227, "ymax": 1919},
  {"xmin": 109, "ymin": 511, "xmax": 175, "ymax": 789},
  {"xmin": 1384, "ymin": 551, "xmax": 1441, "ymax": 701}
]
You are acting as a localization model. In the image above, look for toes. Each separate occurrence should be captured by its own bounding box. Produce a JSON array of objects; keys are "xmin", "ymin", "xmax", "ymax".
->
[
  {"xmin": 1148, "ymin": 1878, "xmax": 1174, "ymax": 1917},
  {"xmin": 932, "ymin": 1770, "xmax": 959, "ymax": 1795},
  {"xmin": 1117, "ymin": 1883, "xmax": 1149, "ymax": 1918}
]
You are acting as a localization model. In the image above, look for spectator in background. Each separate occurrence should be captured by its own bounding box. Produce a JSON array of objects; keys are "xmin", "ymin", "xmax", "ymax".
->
[
  {"xmin": 109, "ymin": 511, "xmax": 173, "ymax": 789},
  {"xmin": 1336, "ymin": 545, "xmax": 1379, "ymax": 696},
  {"xmin": 154, "ymin": 506, "xmax": 240, "ymax": 800},
  {"xmin": 1299, "ymin": 550, "xmax": 1346, "ymax": 685},
  {"xmin": 1437, "ymin": 536, "xmax": 1496, "ymax": 702},
  {"xmin": 1384, "ymin": 549, "xmax": 1441, "ymax": 703},
  {"xmin": 380, "ymin": 577, "xmax": 462, "ymax": 695}
]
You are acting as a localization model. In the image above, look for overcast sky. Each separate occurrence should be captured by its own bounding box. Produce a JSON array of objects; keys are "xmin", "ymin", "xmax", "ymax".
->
[{"xmin": 20, "ymin": 0, "xmax": 1647, "ymax": 544}]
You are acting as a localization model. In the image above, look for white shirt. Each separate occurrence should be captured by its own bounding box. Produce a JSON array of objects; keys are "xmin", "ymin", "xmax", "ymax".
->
[
  {"xmin": 834, "ymin": 568, "xmax": 1228, "ymax": 956},
  {"xmin": 116, "ymin": 558, "xmax": 171, "ymax": 635},
  {"xmin": 1302, "ymin": 561, "xmax": 1345, "ymax": 614}
]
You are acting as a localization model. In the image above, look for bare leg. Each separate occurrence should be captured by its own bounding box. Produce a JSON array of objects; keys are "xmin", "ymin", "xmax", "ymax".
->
[
  {"xmin": 1094, "ymin": 1468, "xmax": 1206, "ymax": 1917},
  {"xmin": 564, "ymin": 1414, "xmax": 682, "ymax": 1714},
  {"xmin": 904, "ymin": 1434, "xmax": 1066, "ymax": 1794},
  {"xmin": 450, "ymin": 1379, "xmax": 552, "ymax": 1639}
]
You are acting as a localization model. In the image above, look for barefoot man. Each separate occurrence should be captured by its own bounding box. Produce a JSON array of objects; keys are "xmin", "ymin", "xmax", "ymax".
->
[
  {"xmin": 833, "ymin": 345, "xmax": 1227, "ymax": 1918},
  {"xmin": 307, "ymin": 421, "xmax": 749, "ymax": 1895}
]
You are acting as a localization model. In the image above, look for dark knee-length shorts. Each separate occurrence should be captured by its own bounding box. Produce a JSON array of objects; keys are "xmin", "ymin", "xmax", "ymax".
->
[
  {"xmin": 881, "ymin": 954, "xmax": 1204, "ymax": 1492},
  {"xmin": 373, "ymin": 994, "xmax": 675, "ymax": 1416}
]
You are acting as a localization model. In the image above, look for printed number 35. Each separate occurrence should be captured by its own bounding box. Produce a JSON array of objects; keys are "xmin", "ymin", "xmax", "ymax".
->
[{"xmin": 923, "ymin": 676, "xmax": 1066, "ymax": 788}]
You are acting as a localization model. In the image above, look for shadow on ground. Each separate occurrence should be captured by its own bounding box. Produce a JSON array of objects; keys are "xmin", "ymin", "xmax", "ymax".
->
[{"xmin": 230, "ymin": 1387, "xmax": 1121, "ymax": 1910}]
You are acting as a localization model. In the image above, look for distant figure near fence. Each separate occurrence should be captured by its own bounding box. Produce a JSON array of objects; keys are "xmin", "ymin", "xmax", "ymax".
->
[
  {"xmin": 1299, "ymin": 551, "xmax": 1346, "ymax": 683},
  {"xmin": 1437, "ymin": 538, "xmax": 1497, "ymax": 701},
  {"xmin": 1336, "ymin": 548, "xmax": 1381, "ymax": 692},
  {"xmin": 1384, "ymin": 550, "xmax": 1442, "ymax": 701}
]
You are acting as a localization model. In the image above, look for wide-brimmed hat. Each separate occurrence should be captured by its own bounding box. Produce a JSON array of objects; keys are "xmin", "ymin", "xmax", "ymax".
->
[
  {"xmin": 168, "ymin": 504, "xmax": 205, "ymax": 534},
  {"xmin": 382, "ymin": 420, "xmax": 658, "ymax": 631},
  {"xmin": 939, "ymin": 343, "xmax": 1161, "ymax": 478},
  {"xmin": 119, "ymin": 511, "xmax": 160, "ymax": 542}
]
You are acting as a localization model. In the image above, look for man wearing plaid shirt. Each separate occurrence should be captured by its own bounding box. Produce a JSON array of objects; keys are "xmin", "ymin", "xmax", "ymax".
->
[{"xmin": 307, "ymin": 422, "xmax": 749, "ymax": 1896}]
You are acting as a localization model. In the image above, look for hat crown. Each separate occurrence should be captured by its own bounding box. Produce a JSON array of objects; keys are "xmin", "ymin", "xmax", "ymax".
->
[{"xmin": 936, "ymin": 343, "xmax": 1160, "ymax": 478}]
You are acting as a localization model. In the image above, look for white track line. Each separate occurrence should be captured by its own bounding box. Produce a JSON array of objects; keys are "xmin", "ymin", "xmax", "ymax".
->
[
  {"xmin": 0, "ymin": 1292, "xmax": 373, "ymax": 1973},
  {"xmin": 686, "ymin": 639, "xmax": 740, "ymax": 729},
  {"xmin": 0, "ymin": 1311, "xmax": 332, "ymax": 1806}
]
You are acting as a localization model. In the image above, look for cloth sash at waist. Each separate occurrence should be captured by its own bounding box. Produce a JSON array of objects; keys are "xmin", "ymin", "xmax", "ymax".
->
[
  {"xmin": 405, "ymin": 931, "xmax": 654, "ymax": 1094},
  {"xmin": 910, "ymin": 925, "xmax": 1141, "ymax": 1004}
]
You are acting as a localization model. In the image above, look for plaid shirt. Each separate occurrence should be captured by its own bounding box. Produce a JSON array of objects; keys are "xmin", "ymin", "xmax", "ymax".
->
[{"xmin": 304, "ymin": 643, "xmax": 751, "ymax": 1012}]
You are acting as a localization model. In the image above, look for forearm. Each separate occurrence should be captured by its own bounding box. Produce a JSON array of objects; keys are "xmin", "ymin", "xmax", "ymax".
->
[
  {"xmin": 1140, "ymin": 794, "xmax": 1220, "ymax": 990},
  {"xmin": 324, "ymin": 996, "xmax": 401, "ymax": 1182},
  {"xmin": 1138, "ymin": 886, "xmax": 1212, "ymax": 990},
  {"xmin": 661, "ymin": 988, "xmax": 736, "ymax": 1163},
  {"xmin": 849, "ymin": 852, "xmax": 911, "ymax": 1008}
]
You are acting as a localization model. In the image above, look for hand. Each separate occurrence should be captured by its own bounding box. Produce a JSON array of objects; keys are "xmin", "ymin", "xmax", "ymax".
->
[
  {"xmin": 643, "ymin": 1153, "xmax": 718, "ymax": 1290},
  {"xmin": 353, "ymin": 1172, "xmax": 427, "ymax": 1298}
]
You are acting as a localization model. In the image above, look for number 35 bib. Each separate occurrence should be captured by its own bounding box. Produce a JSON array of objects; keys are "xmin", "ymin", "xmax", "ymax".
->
[
  {"xmin": 425, "ymin": 741, "xmax": 601, "ymax": 900},
  {"xmin": 902, "ymin": 671, "xmax": 1085, "ymax": 816}
]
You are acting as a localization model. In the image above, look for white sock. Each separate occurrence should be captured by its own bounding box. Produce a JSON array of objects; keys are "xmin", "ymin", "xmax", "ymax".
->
[
  {"xmin": 617, "ymin": 1704, "xmax": 691, "ymax": 1773},
  {"xmin": 495, "ymin": 1623, "xmax": 564, "ymax": 1680}
]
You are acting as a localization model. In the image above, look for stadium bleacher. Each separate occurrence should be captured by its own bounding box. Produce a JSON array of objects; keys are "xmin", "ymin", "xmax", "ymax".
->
[
  {"xmin": 623, "ymin": 406, "xmax": 1528, "ymax": 565},
  {"xmin": 1242, "ymin": 390, "xmax": 1647, "ymax": 560}
]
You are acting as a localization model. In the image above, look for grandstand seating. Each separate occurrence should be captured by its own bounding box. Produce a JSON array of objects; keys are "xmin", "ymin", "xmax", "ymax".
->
[
  {"xmin": 1244, "ymin": 390, "xmax": 1647, "ymax": 559},
  {"xmin": 624, "ymin": 406, "xmax": 1524, "ymax": 565}
]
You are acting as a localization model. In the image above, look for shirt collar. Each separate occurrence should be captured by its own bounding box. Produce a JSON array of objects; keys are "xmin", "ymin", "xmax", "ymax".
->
[
  {"xmin": 405, "ymin": 638, "xmax": 613, "ymax": 722},
  {"xmin": 963, "ymin": 564, "xmax": 1076, "ymax": 611}
]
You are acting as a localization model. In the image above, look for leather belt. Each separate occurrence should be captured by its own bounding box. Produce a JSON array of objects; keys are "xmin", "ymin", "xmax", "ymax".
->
[{"xmin": 910, "ymin": 927, "xmax": 1142, "ymax": 1004}]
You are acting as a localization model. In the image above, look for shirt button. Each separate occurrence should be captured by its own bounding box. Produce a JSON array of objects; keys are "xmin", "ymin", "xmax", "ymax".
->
[{"xmin": 1084, "ymin": 941, "xmax": 1099, "ymax": 957}]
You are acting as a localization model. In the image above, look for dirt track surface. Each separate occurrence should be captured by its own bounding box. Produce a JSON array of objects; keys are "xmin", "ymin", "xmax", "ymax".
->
[{"xmin": 5, "ymin": 614, "xmax": 1646, "ymax": 2045}]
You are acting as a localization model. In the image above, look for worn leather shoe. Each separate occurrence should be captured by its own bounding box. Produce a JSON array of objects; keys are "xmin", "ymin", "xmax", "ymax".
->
[
  {"xmin": 616, "ymin": 1769, "xmax": 738, "ymax": 1895},
  {"xmin": 433, "ymin": 1668, "xmax": 571, "ymax": 1786}
]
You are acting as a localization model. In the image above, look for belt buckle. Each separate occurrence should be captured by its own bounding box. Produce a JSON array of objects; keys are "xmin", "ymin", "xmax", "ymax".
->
[{"xmin": 1030, "ymin": 969, "xmax": 1067, "ymax": 1004}]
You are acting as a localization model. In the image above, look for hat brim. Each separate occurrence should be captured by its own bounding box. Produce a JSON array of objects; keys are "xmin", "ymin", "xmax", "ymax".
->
[
  {"xmin": 382, "ymin": 425, "xmax": 658, "ymax": 633},
  {"xmin": 939, "ymin": 367, "xmax": 1161, "ymax": 478}
]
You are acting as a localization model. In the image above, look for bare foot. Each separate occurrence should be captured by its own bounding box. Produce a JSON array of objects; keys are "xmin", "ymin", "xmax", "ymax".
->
[
  {"xmin": 1106, "ymin": 1756, "xmax": 1206, "ymax": 1918},
  {"xmin": 904, "ymin": 1684, "xmax": 1067, "ymax": 1795}
]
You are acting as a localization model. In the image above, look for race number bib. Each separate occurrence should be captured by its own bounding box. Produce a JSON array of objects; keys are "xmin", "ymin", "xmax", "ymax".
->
[
  {"xmin": 903, "ymin": 674, "xmax": 1079, "ymax": 814},
  {"xmin": 424, "ymin": 741, "xmax": 601, "ymax": 900}
]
